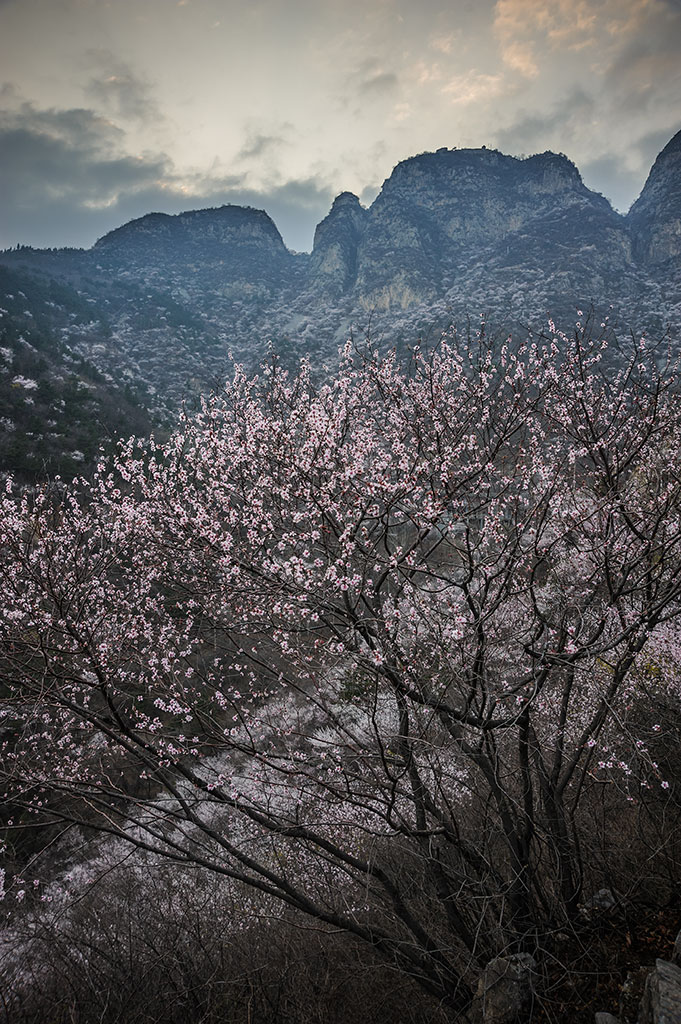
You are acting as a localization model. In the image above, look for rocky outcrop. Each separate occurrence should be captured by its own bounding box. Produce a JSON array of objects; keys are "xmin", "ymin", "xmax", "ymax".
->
[
  {"xmin": 638, "ymin": 959, "xmax": 681, "ymax": 1024},
  {"xmin": 594, "ymin": 953, "xmax": 681, "ymax": 1024},
  {"xmin": 93, "ymin": 205, "xmax": 297, "ymax": 294},
  {"xmin": 309, "ymin": 192, "xmax": 368, "ymax": 296},
  {"xmin": 0, "ymin": 128, "xmax": 680, "ymax": 459},
  {"xmin": 628, "ymin": 130, "xmax": 681, "ymax": 268},
  {"xmin": 61, "ymin": 134, "xmax": 680, "ymax": 322},
  {"xmin": 473, "ymin": 953, "xmax": 536, "ymax": 1024},
  {"xmin": 351, "ymin": 146, "xmax": 630, "ymax": 310}
]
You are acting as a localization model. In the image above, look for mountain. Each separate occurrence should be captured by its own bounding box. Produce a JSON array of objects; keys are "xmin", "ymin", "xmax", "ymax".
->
[
  {"xmin": 94, "ymin": 205, "xmax": 298, "ymax": 293},
  {"xmin": 1, "ymin": 130, "xmax": 679, "ymax": 479},
  {"xmin": 627, "ymin": 129, "xmax": 681, "ymax": 267},
  {"xmin": 350, "ymin": 148, "xmax": 619, "ymax": 308}
]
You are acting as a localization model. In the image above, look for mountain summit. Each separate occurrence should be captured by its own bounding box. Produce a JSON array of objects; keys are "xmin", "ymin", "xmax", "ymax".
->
[
  {"xmin": 339, "ymin": 146, "xmax": 622, "ymax": 310},
  {"xmin": 96, "ymin": 204, "xmax": 287, "ymax": 254}
]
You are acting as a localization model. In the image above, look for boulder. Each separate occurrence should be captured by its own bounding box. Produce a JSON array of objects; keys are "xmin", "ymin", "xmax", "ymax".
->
[
  {"xmin": 638, "ymin": 959, "xmax": 681, "ymax": 1024},
  {"xmin": 580, "ymin": 888, "xmax": 618, "ymax": 919},
  {"xmin": 475, "ymin": 953, "xmax": 536, "ymax": 1024}
]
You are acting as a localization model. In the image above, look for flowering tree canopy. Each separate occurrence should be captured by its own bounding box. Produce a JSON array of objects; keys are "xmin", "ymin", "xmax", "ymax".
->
[{"xmin": 2, "ymin": 324, "xmax": 681, "ymax": 1014}]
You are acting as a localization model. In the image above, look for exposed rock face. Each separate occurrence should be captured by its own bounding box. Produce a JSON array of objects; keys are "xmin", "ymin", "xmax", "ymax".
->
[
  {"xmin": 598, "ymin": 958, "xmax": 681, "ymax": 1024},
  {"xmin": 628, "ymin": 130, "xmax": 681, "ymax": 267},
  {"xmin": 310, "ymin": 192, "xmax": 368, "ymax": 296},
  {"xmin": 638, "ymin": 959, "xmax": 681, "ymax": 1024},
  {"xmin": 474, "ymin": 953, "xmax": 536, "ymax": 1024},
  {"xmin": 349, "ymin": 147, "xmax": 630, "ymax": 310}
]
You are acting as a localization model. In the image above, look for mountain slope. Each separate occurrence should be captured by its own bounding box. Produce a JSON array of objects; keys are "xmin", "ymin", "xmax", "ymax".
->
[{"xmin": 0, "ymin": 265, "xmax": 155, "ymax": 481}]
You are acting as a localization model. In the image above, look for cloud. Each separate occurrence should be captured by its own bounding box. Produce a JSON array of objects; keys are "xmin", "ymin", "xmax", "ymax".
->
[
  {"xmin": 500, "ymin": 41, "xmax": 538, "ymax": 78},
  {"xmin": 3, "ymin": 1, "xmax": 678, "ymax": 253},
  {"xmin": 600, "ymin": 2, "xmax": 681, "ymax": 116},
  {"xmin": 358, "ymin": 71, "xmax": 399, "ymax": 96},
  {"xmin": 579, "ymin": 154, "xmax": 645, "ymax": 212},
  {"xmin": 491, "ymin": 0, "xmax": 681, "ymax": 101},
  {"xmin": 492, "ymin": 90, "xmax": 595, "ymax": 154},
  {"xmin": 0, "ymin": 98, "xmax": 334, "ymax": 252},
  {"xmin": 486, "ymin": 0, "xmax": 681, "ymax": 211},
  {"xmin": 490, "ymin": 0, "xmax": 681, "ymax": 92},
  {"xmin": 237, "ymin": 131, "xmax": 288, "ymax": 161},
  {"xmin": 251, "ymin": 179, "xmax": 336, "ymax": 250},
  {"xmin": 581, "ymin": 123, "xmax": 680, "ymax": 211},
  {"xmin": 359, "ymin": 182, "xmax": 381, "ymax": 207},
  {"xmin": 84, "ymin": 51, "xmax": 162, "ymax": 123},
  {"xmin": 633, "ymin": 125, "xmax": 681, "ymax": 168},
  {"xmin": 0, "ymin": 101, "xmax": 168, "ymax": 209},
  {"xmin": 491, "ymin": 92, "xmax": 678, "ymax": 212},
  {"xmin": 429, "ymin": 32, "xmax": 456, "ymax": 55},
  {"xmin": 443, "ymin": 71, "xmax": 504, "ymax": 106},
  {"xmin": 344, "ymin": 58, "xmax": 400, "ymax": 104},
  {"xmin": 493, "ymin": 0, "xmax": 599, "ymax": 65}
]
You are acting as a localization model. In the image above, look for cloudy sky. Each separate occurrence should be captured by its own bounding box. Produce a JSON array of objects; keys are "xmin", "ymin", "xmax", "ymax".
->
[{"xmin": 1, "ymin": 0, "xmax": 679, "ymax": 252}]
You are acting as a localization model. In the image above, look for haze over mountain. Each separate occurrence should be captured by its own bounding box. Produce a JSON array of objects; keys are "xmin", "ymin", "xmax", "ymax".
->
[{"xmin": 1, "ymin": 130, "xmax": 679, "ymax": 480}]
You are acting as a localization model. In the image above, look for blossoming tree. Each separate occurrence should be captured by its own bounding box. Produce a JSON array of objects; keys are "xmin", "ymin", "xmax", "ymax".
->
[{"xmin": 1, "ymin": 323, "xmax": 681, "ymax": 1015}]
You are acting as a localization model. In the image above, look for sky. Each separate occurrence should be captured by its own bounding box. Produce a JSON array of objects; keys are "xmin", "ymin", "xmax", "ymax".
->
[{"xmin": 1, "ymin": 0, "xmax": 680, "ymax": 253}]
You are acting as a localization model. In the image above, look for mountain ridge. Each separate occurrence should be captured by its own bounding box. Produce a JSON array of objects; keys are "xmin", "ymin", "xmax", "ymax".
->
[{"xmin": 1, "ymin": 131, "xmax": 679, "ymax": 480}]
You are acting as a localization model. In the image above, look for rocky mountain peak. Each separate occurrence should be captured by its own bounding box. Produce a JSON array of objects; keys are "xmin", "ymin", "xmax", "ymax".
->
[
  {"xmin": 378, "ymin": 146, "xmax": 582, "ymax": 198},
  {"xmin": 1, "ymin": 128, "xmax": 679, "ymax": 474},
  {"xmin": 627, "ymin": 127, "xmax": 681, "ymax": 266},
  {"xmin": 95, "ymin": 204, "xmax": 287, "ymax": 255},
  {"xmin": 91, "ymin": 203, "xmax": 292, "ymax": 295},
  {"xmin": 521, "ymin": 150, "xmax": 583, "ymax": 191},
  {"xmin": 350, "ymin": 143, "xmax": 614, "ymax": 310},
  {"xmin": 310, "ymin": 192, "xmax": 368, "ymax": 296},
  {"xmin": 331, "ymin": 191, "xmax": 363, "ymax": 210}
]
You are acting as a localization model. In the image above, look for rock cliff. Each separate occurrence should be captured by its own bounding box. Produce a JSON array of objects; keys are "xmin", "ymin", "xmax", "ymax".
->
[
  {"xmin": 351, "ymin": 146, "xmax": 621, "ymax": 310},
  {"xmin": 309, "ymin": 192, "xmax": 368, "ymax": 297},
  {"xmin": 628, "ymin": 129, "xmax": 681, "ymax": 268}
]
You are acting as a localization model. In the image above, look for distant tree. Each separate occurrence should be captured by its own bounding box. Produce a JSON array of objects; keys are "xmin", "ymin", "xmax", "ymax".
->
[{"xmin": 2, "ymin": 322, "xmax": 681, "ymax": 1017}]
